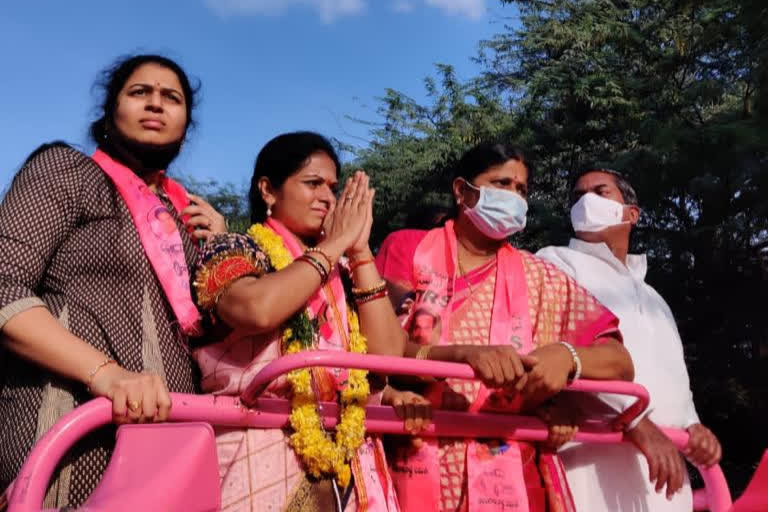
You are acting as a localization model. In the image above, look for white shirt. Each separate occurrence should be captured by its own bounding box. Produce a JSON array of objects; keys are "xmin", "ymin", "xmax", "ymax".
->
[{"xmin": 537, "ymin": 239, "xmax": 699, "ymax": 511}]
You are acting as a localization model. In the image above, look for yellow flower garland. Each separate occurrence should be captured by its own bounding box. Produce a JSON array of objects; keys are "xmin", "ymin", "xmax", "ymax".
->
[{"xmin": 247, "ymin": 223, "xmax": 369, "ymax": 487}]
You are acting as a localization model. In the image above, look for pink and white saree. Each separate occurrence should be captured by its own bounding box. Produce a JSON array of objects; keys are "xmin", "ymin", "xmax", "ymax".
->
[
  {"xmin": 193, "ymin": 219, "xmax": 399, "ymax": 512},
  {"xmin": 379, "ymin": 222, "xmax": 620, "ymax": 512}
]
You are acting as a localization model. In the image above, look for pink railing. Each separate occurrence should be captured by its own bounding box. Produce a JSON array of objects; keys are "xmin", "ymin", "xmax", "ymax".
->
[
  {"xmin": 8, "ymin": 352, "xmax": 732, "ymax": 512},
  {"xmin": 240, "ymin": 351, "xmax": 651, "ymax": 432}
]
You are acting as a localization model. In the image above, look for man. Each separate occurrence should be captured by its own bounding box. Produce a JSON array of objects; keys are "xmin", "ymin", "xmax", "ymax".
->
[
  {"xmin": 537, "ymin": 168, "xmax": 722, "ymax": 511},
  {"xmin": 409, "ymin": 308, "xmax": 441, "ymax": 345}
]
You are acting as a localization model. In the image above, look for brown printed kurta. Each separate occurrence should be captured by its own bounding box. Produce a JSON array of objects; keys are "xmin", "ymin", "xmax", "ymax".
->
[{"xmin": 0, "ymin": 145, "xmax": 199, "ymax": 508}]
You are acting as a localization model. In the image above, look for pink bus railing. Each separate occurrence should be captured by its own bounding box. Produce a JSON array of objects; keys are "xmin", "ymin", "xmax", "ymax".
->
[{"xmin": 8, "ymin": 352, "xmax": 733, "ymax": 512}]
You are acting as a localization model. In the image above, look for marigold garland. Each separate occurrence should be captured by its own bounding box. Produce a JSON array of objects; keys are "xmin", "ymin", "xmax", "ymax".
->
[{"xmin": 247, "ymin": 223, "xmax": 369, "ymax": 487}]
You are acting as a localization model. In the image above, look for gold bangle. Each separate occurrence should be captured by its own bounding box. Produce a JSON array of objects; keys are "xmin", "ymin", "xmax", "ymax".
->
[
  {"xmin": 354, "ymin": 289, "xmax": 388, "ymax": 305},
  {"xmin": 415, "ymin": 345, "xmax": 432, "ymax": 360},
  {"xmin": 86, "ymin": 358, "xmax": 116, "ymax": 392},
  {"xmin": 306, "ymin": 247, "xmax": 333, "ymax": 269},
  {"xmin": 351, "ymin": 280, "xmax": 387, "ymax": 297}
]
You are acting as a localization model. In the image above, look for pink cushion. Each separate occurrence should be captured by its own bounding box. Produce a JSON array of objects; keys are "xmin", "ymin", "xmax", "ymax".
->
[{"xmin": 83, "ymin": 423, "xmax": 220, "ymax": 512}]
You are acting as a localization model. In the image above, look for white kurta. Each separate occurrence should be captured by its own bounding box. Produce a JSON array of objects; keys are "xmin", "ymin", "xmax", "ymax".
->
[{"xmin": 537, "ymin": 239, "xmax": 700, "ymax": 512}]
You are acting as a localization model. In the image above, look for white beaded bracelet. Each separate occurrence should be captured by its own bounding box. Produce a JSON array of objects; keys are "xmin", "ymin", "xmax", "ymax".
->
[{"xmin": 558, "ymin": 341, "xmax": 582, "ymax": 382}]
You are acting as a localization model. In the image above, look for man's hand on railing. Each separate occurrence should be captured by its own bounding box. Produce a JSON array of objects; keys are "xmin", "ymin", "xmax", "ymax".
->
[
  {"xmin": 626, "ymin": 417, "xmax": 686, "ymax": 500},
  {"xmin": 683, "ymin": 423, "xmax": 722, "ymax": 468}
]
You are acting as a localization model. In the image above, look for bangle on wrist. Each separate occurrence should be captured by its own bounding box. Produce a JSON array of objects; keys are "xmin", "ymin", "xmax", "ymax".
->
[
  {"xmin": 349, "ymin": 258, "xmax": 375, "ymax": 272},
  {"xmin": 355, "ymin": 288, "xmax": 388, "ymax": 305},
  {"xmin": 558, "ymin": 341, "xmax": 582, "ymax": 382},
  {"xmin": 348, "ymin": 250, "xmax": 373, "ymax": 263},
  {"xmin": 86, "ymin": 357, "xmax": 117, "ymax": 392},
  {"xmin": 306, "ymin": 247, "xmax": 334, "ymax": 269},
  {"xmin": 352, "ymin": 280, "xmax": 387, "ymax": 297},
  {"xmin": 296, "ymin": 254, "xmax": 329, "ymax": 283}
]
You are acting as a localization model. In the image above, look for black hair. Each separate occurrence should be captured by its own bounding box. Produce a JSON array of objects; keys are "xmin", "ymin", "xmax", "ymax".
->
[
  {"xmin": 405, "ymin": 204, "xmax": 451, "ymax": 230},
  {"xmin": 452, "ymin": 142, "xmax": 532, "ymax": 183},
  {"xmin": 571, "ymin": 167, "xmax": 639, "ymax": 206},
  {"xmin": 447, "ymin": 142, "xmax": 531, "ymax": 218},
  {"xmin": 249, "ymin": 131, "xmax": 341, "ymax": 223},
  {"xmin": 89, "ymin": 54, "xmax": 199, "ymax": 144}
]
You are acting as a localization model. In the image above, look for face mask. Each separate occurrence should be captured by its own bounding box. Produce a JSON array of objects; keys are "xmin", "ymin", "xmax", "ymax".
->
[
  {"xmin": 570, "ymin": 193, "xmax": 628, "ymax": 232},
  {"xmin": 461, "ymin": 181, "xmax": 528, "ymax": 240}
]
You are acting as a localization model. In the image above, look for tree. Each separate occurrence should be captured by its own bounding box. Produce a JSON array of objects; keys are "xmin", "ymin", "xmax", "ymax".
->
[
  {"xmin": 482, "ymin": 0, "xmax": 768, "ymax": 493},
  {"xmin": 352, "ymin": 65, "xmax": 522, "ymax": 245},
  {"xmin": 353, "ymin": 0, "xmax": 767, "ymax": 493}
]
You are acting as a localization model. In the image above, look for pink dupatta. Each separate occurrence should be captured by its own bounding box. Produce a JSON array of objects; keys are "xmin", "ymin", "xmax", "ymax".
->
[{"xmin": 92, "ymin": 149, "xmax": 201, "ymax": 335}]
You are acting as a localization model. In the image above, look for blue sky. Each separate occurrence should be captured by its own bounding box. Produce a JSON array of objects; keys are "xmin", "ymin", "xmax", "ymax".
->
[{"xmin": 0, "ymin": 0, "xmax": 514, "ymax": 192}]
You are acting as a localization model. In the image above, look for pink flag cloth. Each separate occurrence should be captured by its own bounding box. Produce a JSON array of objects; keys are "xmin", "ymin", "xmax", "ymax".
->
[{"xmin": 92, "ymin": 149, "xmax": 201, "ymax": 335}]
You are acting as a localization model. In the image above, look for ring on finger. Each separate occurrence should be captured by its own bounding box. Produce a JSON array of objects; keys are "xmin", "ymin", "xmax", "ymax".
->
[{"xmin": 128, "ymin": 400, "xmax": 140, "ymax": 412}]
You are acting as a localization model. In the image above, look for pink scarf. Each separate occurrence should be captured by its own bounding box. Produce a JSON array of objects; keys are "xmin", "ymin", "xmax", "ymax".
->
[
  {"xmin": 267, "ymin": 218, "xmax": 349, "ymax": 354},
  {"xmin": 92, "ymin": 149, "xmax": 201, "ymax": 335},
  {"xmin": 265, "ymin": 218, "xmax": 400, "ymax": 512},
  {"xmin": 393, "ymin": 221, "xmax": 574, "ymax": 512}
]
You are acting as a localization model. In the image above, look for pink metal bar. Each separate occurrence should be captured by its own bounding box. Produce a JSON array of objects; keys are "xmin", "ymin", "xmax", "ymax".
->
[
  {"xmin": 8, "ymin": 398, "xmax": 112, "ymax": 512},
  {"xmin": 661, "ymin": 428, "xmax": 734, "ymax": 512},
  {"xmin": 9, "ymin": 392, "xmax": 732, "ymax": 512},
  {"xmin": 239, "ymin": 351, "xmax": 649, "ymax": 429}
]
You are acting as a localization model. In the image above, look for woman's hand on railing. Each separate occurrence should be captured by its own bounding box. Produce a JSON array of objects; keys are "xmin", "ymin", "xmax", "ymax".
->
[
  {"xmin": 521, "ymin": 343, "xmax": 574, "ymax": 400},
  {"xmin": 449, "ymin": 345, "xmax": 538, "ymax": 390},
  {"xmin": 88, "ymin": 366, "xmax": 172, "ymax": 424},
  {"xmin": 535, "ymin": 399, "xmax": 581, "ymax": 450},
  {"xmin": 382, "ymin": 386, "xmax": 432, "ymax": 436}
]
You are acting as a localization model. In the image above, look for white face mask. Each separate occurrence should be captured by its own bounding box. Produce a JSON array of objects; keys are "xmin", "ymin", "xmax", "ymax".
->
[
  {"xmin": 461, "ymin": 181, "xmax": 528, "ymax": 240},
  {"xmin": 570, "ymin": 192, "xmax": 628, "ymax": 232}
]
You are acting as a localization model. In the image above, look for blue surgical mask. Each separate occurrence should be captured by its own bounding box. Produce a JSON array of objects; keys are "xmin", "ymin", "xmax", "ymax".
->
[{"xmin": 461, "ymin": 181, "xmax": 528, "ymax": 240}]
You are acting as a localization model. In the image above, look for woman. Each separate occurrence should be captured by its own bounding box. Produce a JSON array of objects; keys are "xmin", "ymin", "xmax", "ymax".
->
[
  {"xmin": 193, "ymin": 131, "xmax": 409, "ymax": 511},
  {"xmin": 377, "ymin": 142, "xmax": 635, "ymax": 512},
  {"xmin": 0, "ymin": 54, "xmax": 224, "ymax": 509}
]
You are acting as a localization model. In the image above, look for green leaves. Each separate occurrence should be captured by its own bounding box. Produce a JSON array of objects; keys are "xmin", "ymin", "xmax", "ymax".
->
[
  {"xmin": 352, "ymin": 65, "xmax": 519, "ymax": 245},
  {"xmin": 353, "ymin": 0, "xmax": 767, "ymax": 491}
]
